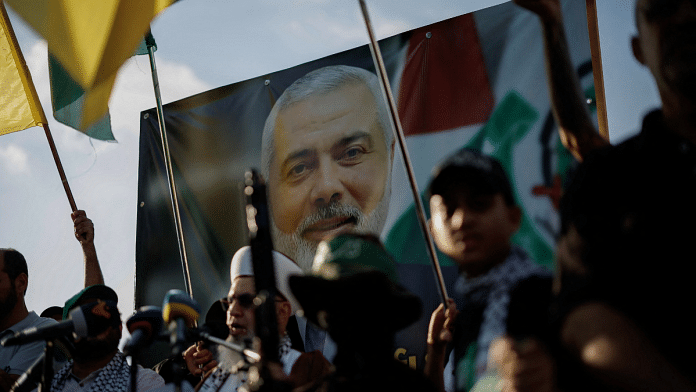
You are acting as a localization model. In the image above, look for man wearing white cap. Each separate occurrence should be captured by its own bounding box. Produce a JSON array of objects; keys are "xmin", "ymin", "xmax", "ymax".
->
[{"xmin": 197, "ymin": 246, "xmax": 331, "ymax": 392}]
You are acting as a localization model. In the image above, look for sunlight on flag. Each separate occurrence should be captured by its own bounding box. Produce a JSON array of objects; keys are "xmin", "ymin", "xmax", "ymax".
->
[{"xmin": 0, "ymin": 2, "xmax": 46, "ymax": 136}]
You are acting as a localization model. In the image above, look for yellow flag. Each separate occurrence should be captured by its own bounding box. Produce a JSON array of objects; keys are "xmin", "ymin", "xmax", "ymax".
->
[
  {"xmin": 0, "ymin": 2, "xmax": 46, "ymax": 136},
  {"xmin": 4, "ymin": 0, "xmax": 173, "ymax": 130}
]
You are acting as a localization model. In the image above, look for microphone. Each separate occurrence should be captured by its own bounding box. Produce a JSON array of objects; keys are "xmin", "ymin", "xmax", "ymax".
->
[
  {"xmin": 162, "ymin": 289, "xmax": 201, "ymax": 356},
  {"xmin": 1, "ymin": 303, "xmax": 96, "ymax": 346},
  {"xmin": 190, "ymin": 322, "xmax": 260, "ymax": 363},
  {"xmin": 122, "ymin": 306, "xmax": 164, "ymax": 357},
  {"xmin": 197, "ymin": 320, "xmax": 229, "ymax": 341}
]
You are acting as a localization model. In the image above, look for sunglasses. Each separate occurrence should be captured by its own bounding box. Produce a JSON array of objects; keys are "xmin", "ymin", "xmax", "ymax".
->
[
  {"xmin": 222, "ymin": 293, "xmax": 287, "ymax": 311},
  {"xmin": 222, "ymin": 293, "xmax": 257, "ymax": 310}
]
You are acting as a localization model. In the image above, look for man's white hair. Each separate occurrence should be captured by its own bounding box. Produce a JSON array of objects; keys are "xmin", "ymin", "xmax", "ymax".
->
[{"xmin": 261, "ymin": 65, "xmax": 394, "ymax": 182}]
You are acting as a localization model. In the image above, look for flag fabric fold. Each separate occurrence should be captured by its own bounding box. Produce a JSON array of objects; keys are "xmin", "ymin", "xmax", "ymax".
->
[
  {"xmin": 48, "ymin": 31, "xmax": 158, "ymax": 141},
  {"xmin": 5, "ymin": 0, "xmax": 172, "ymax": 132},
  {"xmin": 0, "ymin": 2, "xmax": 46, "ymax": 136}
]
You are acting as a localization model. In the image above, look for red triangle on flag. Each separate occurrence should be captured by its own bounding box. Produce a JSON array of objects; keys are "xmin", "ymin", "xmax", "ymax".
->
[{"xmin": 397, "ymin": 14, "xmax": 495, "ymax": 136}]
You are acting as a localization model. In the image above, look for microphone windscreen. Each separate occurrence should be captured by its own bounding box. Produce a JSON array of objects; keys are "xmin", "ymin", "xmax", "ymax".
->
[
  {"xmin": 127, "ymin": 306, "xmax": 163, "ymax": 340},
  {"xmin": 162, "ymin": 290, "xmax": 201, "ymax": 327},
  {"xmin": 69, "ymin": 300, "xmax": 120, "ymax": 338}
]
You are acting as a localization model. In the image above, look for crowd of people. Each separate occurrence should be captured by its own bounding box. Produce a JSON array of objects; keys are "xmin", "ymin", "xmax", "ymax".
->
[{"xmin": 2, "ymin": 0, "xmax": 695, "ymax": 390}]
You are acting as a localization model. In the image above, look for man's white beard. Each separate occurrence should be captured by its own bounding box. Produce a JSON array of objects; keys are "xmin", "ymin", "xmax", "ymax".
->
[
  {"xmin": 272, "ymin": 186, "xmax": 391, "ymax": 273},
  {"xmin": 216, "ymin": 335, "xmax": 250, "ymax": 371}
]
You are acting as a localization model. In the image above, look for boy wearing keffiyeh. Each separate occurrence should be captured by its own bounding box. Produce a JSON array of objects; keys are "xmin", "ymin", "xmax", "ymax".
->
[{"xmin": 424, "ymin": 149, "xmax": 551, "ymax": 392}]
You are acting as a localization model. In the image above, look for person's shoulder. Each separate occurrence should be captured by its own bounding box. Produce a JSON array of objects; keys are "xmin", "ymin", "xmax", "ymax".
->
[
  {"xmin": 33, "ymin": 314, "xmax": 59, "ymax": 328},
  {"xmin": 136, "ymin": 364, "xmax": 166, "ymax": 391},
  {"xmin": 143, "ymin": 380, "xmax": 195, "ymax": 392},
  {"xmin": 8, "ymin": 311, "xmax": 56, "ymax": 332}
]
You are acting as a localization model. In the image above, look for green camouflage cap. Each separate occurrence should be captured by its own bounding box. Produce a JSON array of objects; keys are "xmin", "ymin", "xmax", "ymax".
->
[
  {"xmin": 63, "ymin": 284, "xmax": 118, "ymax": 320},
  {"xmin": 311, "ymin": 233, "xmax": 399, "ymax": 284}
]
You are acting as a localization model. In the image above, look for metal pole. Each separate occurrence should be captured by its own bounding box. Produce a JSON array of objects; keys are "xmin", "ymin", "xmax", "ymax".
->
[
  {"xmin": 146, "ymin": 45, "xmax": 194, "ymax": 297},
  {"xmin": 358, "ymin": 0, "xmax": 449, "ymax": 305}
]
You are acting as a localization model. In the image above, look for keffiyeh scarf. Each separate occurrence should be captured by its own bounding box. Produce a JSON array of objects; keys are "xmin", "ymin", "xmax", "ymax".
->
[
  {"xmin": 51, "ymin": 352, "xmax": 131, "ymax": 392},
  {"xmin": 199, "ymin": 334, "xmax": 293, "ymax": 392},
  {"xmin": 455, "ymin": 246, "xmax": 550, "ymax": 382}
]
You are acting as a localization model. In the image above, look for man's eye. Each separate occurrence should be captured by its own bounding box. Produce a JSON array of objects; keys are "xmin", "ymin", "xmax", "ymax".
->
[
  {"xmin": 341, "ymin": 146, "xmax": 366, "ymax": 162},
  {"xmin": 288, "ymin": 163, "xmax": 308, "ymax": 178}
]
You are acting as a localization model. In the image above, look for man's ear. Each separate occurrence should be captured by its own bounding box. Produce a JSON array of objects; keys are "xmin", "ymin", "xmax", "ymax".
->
[
  {"xmin": 15, "ymin": 273, "xmax": 28, "ymax": 297},
  {"xmin": 632, "ymin": 36, "xmax": 645, "ymax": 65},
  {"xmin": 276, "ymin": 300, "xmax": 292, "ymax": 327}
]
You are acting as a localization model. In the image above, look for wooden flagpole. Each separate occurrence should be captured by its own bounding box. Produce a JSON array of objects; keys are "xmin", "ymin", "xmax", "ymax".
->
[
  {"xmin": 43, "ymin": 124, "xmax": 78, "ymax": 212},
  {"xmin": 585, "ymin": 0, "xmax": 609, "ymax": 140},
  {"xmin": 1, "ymin": 2, "xmax": 78, "ymax": 213},
  {"xmin": 358, "ymin": 0, "xmax": 449, "ymax": 305}
]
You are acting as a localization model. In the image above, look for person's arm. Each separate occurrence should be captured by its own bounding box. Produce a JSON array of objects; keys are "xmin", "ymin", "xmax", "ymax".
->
[
  {"xmin": 71, "ymin": 210, "xmax": 104, "ymax": 286},
  {"xmin": 424, "ymin": 299, "xmax": 457, "ymax": 392},
  {"xmin": 489, "ymin": 337, "xmax": 557, "ymax": 392},
  {"xmin": 513, "ymin": 0, "xmax": 608, "ymax": 161},
  {"xmin": 562, "ymin": 302, "xmax": 696, "ymax": 392}
]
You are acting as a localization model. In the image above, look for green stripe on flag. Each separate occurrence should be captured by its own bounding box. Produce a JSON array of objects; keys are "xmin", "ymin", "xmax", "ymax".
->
[
  {"xmin": 49, "ymin": 54, "xmax": 115, "ymax": 141},
  {"xmin": 48, "ymin": 32, "xmax": 156, "ymax": 141}
]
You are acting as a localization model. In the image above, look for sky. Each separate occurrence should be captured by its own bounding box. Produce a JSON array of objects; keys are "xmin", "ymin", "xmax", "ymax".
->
[{"xmin": 0, "ymin": 0, "xmax": 660, "ymax": 333}]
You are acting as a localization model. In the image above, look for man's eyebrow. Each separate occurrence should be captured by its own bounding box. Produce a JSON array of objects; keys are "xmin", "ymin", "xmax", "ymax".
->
[
  {"xmin": 280, "ymin": 148, "xmax": 314, "ymax": 171},
  {"xmin": 332, "ymin": 131, "xmax": 374, "ymax": 149}
]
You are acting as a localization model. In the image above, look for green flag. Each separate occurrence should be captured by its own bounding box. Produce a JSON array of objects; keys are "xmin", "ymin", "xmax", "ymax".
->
[{"xmin": 49, "ymin": 31, "xmax": 157, "ymax": 141}]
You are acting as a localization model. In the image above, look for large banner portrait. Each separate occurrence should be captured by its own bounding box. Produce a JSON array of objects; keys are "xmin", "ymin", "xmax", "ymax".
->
[{"xmin": 137, "ymin": 0, "xmax": 595, "ymax": 368}]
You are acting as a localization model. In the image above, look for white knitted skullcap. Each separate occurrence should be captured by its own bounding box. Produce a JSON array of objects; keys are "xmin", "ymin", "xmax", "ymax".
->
[{"xmin": 230, "ymin": 246, "xmax": 303, "ymax": 314}]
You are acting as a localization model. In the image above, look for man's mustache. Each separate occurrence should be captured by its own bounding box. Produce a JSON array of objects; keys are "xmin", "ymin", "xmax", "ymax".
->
[{"xmin": 297, "ymin": 203, "xmax": 363, "ymax": 237}]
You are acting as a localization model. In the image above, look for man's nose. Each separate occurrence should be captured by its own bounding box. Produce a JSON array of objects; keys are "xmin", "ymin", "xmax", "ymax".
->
[
  {"xmin": 450, "ymin": 207, "xmax": 473, "ymax": 229},
  {"xmin": 227, "ymin": 301, "xmax": 243, "ymax": 318},
  {"xmin": 311, "ymin": 159, "xmax": 344, "ymax": 207}
]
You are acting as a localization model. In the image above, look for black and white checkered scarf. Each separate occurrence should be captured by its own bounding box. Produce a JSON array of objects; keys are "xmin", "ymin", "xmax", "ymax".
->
[{"xmin": 51, "ymin": 351, "xmax": 131, "ymax": 392}]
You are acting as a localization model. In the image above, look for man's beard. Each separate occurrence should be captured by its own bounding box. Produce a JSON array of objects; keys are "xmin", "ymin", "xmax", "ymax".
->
[
  {"xmin": 272, "ymin": 189, "xmax": 391, "ymax": 272},
  {"xmin": 72, "ymin": 335, "xmax": 119, "ymax": 362},
  {"xmin": 0, "ymin": 282, "xmax": 18, "ymax": 321},
  {"xmin": 216, "ymin": 335, "xmax": 251, "ymax": 371}
]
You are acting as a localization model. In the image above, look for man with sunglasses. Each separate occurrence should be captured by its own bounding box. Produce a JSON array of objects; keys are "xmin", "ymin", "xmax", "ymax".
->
[{"xmin": 196, "ymin": 247, "xmax": 331, "ymax": 392}]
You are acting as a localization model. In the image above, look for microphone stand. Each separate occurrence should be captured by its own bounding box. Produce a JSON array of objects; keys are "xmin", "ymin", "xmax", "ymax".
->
[
  {"xmin": 129, "ymin": 352, "xmax": 138, "ymax": 392},
  {"xmin": 196, "ymin": 331, "xmax": 260, "ymax": 363},
  {"xmin": 40, "ymin": 340, "xmax": 54, "ymax": 392},
  {"xmin": 9, "ymin": 343, "xmax": 49, "ymax": 392}
]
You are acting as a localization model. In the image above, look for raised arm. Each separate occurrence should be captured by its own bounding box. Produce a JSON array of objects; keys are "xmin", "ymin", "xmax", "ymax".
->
[
  {"xmin": 424, "ymin": 299, "xmax": 458, "ymax": 392},
  {"xmin": 514, "ymin": 0, "xmax": 608, "ymax": 161},
  {"xmin": 71, "ymin": 210, "xmax": 104, "ymax": 286}
]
